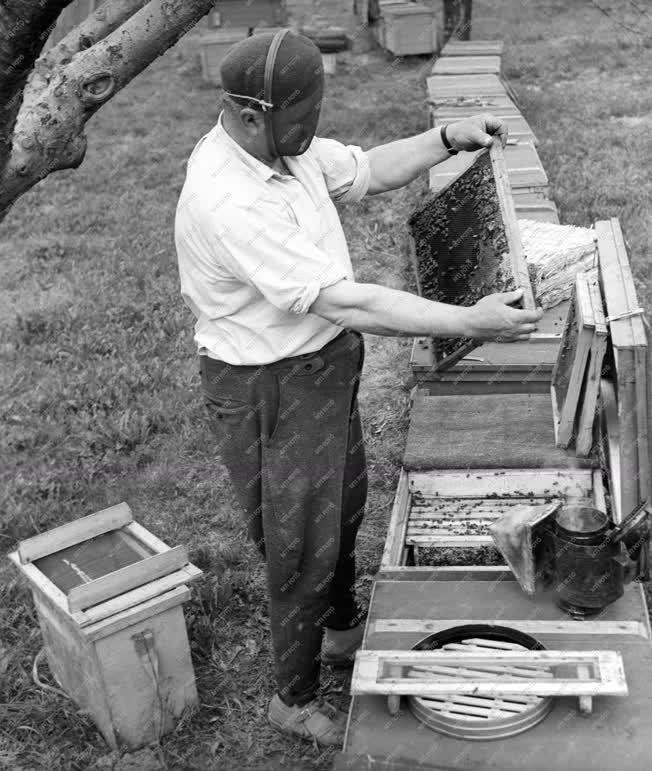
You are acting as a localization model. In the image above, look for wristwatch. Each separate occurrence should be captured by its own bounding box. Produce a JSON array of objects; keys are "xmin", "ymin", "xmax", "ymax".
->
[{"xmin": 440, "ymin": 124, "xmax": 459, "ymax": 155}]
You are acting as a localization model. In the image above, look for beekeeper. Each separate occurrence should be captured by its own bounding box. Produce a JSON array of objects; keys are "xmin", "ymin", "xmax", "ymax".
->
[{"xmin": 174, "ymin": 30, "xmax": 542, "ymax": 746}]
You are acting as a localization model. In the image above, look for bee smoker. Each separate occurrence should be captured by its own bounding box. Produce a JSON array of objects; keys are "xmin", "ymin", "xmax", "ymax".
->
[{"xmin": 546, "ymin": 501, "xmax": 650, "ymax": 618}]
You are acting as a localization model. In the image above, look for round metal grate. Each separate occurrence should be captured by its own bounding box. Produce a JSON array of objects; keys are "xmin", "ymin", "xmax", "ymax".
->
[{"xmin": 407, "ymin": 625, "xmax": 554, "ymax": 740}]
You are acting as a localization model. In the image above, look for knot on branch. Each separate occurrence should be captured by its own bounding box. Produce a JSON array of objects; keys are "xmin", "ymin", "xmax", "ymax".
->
[{"xmin": 79, "ymin": 71, "xmax": 115, "ymax": 106}]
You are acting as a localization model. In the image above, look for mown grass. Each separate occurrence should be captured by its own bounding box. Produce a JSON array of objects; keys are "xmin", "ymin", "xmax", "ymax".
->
[{"xmin": 1, "ymin": 1, "xmax": 652, "ymax": 768}]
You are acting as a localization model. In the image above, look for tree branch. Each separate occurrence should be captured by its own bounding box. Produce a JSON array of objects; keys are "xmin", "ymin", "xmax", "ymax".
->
[
  {"xmin": 42, "ymin": 0, "xmax": 151, "ymax": 68},
  {"xmin": 0, "ymin": 0, "xmax": 215, "ymax": 218},
  {"xmin": 0, "ymin": 1, "xmax": 73, "ymax": 174}
]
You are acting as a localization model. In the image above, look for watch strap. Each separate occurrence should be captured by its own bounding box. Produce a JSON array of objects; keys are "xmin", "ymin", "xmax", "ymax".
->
[{"xmin": 440, "ymin": 124, "xmax": 459, "ymax": 155}]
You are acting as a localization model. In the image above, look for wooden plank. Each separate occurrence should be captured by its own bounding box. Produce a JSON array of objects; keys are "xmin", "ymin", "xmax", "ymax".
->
[
  {"xmin": 9, "ymin": 550, "xmax": 87, "ymax": 625},
  {"xmin": 77, "ymin": 564, "xmax": 203, "ymax": 627},
  {"xmin": 409, "ymin": 498, "xmax": 552, "ymax": 518},
  {"xmin": 441, "ymin": 40, "xmax": 504, "ymax": 57},
  {"xmin": 432, "ymin": 55, "xmax": 501, "ymax": 75},
  {"xmin": 380, "ymin": 468, "xmax": 411, "ymax": 568},
  {"xmin": 406, "ymin": 535, "xmax": 493, "ymax": 546},
  {"xmin": 634, "ymin": 343, "xmax": 649, "ymax": 507},
  {"xmin": 124, "ymin": 521, "xmax": 171, "ymax": 553},
  {"xmin": 644, "ymin": 317, "xmax": 652, "ymax": 506},
  {"xmin": 406, "ymin": 231, "xmax": 421, "ymax": 296},
  {"xmin": 426, "ymin": 74, "xmax": 508, "ymax": 98},
  {"xmin": 371, "ymin": 618, "xmax": 649, "ymax": 639},
  {"xmin": 617, "ymin": 348, "xmax": 641, "ymax": 517},
  {"xmin": 376, "ymin": 566, "xmax": 515, "ymax": 582},
  {"xmin": 67, "ymin": 546, "xmax": 188, "ymax": 612},
  {"xmin": 596, "ymin": 218, "xmax": 646, "ymax": 349},
  {"xmin": 351, "ymin": 650, "xmax": 627, "ymax": 697},
  {"xmin": 18, "ymin": 503, "xmax": 133, "ymax": 563},
  {"xmin": 593, "ymin": 468, "xmax": 607, "ymax": 513},
  {"xmin": 551, "ymin": 273, "xmax": 596, "ymax": 448},
  {"xmin": 84, "ymin": 585, "xmax": 191, "ymax": 643},
  {"xmin": 576, "ymin": 271, "xmax": 609, "ymax": 457},
  {"xmin": 489, "ymin": 142, "xmax": 535, "ymax": 309},
  {"xmin": 600, "ymin": 378, "xmax": 623, "ymax": 523},
  {"xmin": 407, "ymin": 469, "xmax": 593, "ymax": 499},
  {"xmin": 596, "ymin": 218, "xmax": 647, "ymax": 516}
]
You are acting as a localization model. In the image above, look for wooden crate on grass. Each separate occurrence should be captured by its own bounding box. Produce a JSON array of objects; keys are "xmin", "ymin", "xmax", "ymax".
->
[
  {"xmin": 199, "ymin": 29, "xmax": 250, "ymax": 86},
  {"xmin": 382, "ymin": 4, "xmax": 439, "ymax": 55},
  {"xmin": 8, "ymin": 503, "xmax": 202, "ymax": 750}
]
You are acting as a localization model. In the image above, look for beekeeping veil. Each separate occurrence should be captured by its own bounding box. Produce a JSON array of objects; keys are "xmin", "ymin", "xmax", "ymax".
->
[{"xmin": 220, "ymin": 30, "xmax": 325, "ymax": 157}]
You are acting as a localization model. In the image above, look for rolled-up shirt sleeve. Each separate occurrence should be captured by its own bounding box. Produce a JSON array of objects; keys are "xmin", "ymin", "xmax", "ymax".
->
[
  {"xmin": 310, "ymin": 137, "xmax": 370, "ymax": 203},
  {"xmin": 205, "ymin": 195, "xmax": 346, "ymax": 315}
]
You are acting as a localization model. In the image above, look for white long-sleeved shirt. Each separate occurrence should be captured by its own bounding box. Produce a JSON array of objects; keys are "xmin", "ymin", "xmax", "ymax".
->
[{"xmin": 174, "ymin": 113, "xmax": 370, "ymax": 365}]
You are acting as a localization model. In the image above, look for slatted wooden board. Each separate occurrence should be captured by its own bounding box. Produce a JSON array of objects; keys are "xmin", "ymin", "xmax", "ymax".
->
[
  {"xmin": 352, "ymin": 649, "xmax": 627, "ymax": 698},
  {"xmin": 381, "ymin": 467, "xmax": 604, "ymax": 572}
]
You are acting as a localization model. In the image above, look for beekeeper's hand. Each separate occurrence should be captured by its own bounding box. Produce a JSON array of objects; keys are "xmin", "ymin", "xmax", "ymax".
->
[
  {"xmin": 446, "ymin": 113, "xmax": 509, "ymax": 151},
  {"xmin": 467, "ymin": 288, "xmax": 543, "ymax": 342}
]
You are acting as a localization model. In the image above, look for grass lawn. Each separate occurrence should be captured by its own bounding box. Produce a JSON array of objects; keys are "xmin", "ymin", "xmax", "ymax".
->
[{"xmin": 1, "ymin": 1, "xmax": 651, "ymax": 768}]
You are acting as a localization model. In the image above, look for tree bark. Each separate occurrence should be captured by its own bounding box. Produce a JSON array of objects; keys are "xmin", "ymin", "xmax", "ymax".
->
[
  {"xmin": 0, "ymin": 1, "xmax": 74, "ymax": 176},
  {"xmin": 0, "ymin": 0, "xmax": 215, "ymax": 219},
  {"xmin": 43, "ymin": 0, "xmax": 151, "ymax": 68}
]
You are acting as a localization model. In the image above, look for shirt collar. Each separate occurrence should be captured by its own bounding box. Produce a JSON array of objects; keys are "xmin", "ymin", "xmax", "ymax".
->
[{"xmin": 214, "ymin": 112, "xmax": 283, "ymax": 182}]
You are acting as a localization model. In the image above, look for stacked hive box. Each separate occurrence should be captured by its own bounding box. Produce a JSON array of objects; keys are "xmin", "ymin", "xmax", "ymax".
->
[
  {"xmin": 339, "ymin": 39, "xmax": 652, "ymax": 771},
  {"xmin": 373, "ymin": 1, "xmax": 439, "ymax": 55},
  {"xmin": 412, "ymin": 40, "xmax": 564, "ymax": 395}
]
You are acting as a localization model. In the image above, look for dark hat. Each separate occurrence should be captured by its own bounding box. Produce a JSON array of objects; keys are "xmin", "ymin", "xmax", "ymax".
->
[{"xmin": 220, "ymin": 30, "xmax": 324, "ymax": 156}]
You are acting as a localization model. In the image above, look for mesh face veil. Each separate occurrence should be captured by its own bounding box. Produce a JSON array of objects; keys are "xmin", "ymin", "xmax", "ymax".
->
[{"xmin": 221, "ymin": 30, "xmax": 325, "ymax": 158}]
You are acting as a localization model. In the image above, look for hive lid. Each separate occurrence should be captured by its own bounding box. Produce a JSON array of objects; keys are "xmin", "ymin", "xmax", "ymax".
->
[{"xmin": 9, "ymin": 503, "xmax": 201, "ymax": 626}]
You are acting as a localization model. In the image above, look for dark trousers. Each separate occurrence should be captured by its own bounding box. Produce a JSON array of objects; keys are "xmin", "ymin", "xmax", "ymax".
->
[{"xmin": 200, "ymin": 330, "xmax": 367, "ymax": 706}]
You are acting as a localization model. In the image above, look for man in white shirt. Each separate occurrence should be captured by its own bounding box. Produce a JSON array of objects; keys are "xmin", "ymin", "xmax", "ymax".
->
[{"xmin": 175, "ymin": 30, "xmax": 542, "ymax": 746}]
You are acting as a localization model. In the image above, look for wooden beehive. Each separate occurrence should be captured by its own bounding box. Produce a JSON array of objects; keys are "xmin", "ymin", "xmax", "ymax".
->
[
  {"xmin": 198, "ymin": 29, "xmax": 250, "ymax": 86},
  {"xmin": 9, "ymin": 503, "xmax": 202, "ymax": 750},
  {"xmin": 382, "ymin": 4, "xmax": 438, "ymax": 56}
]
